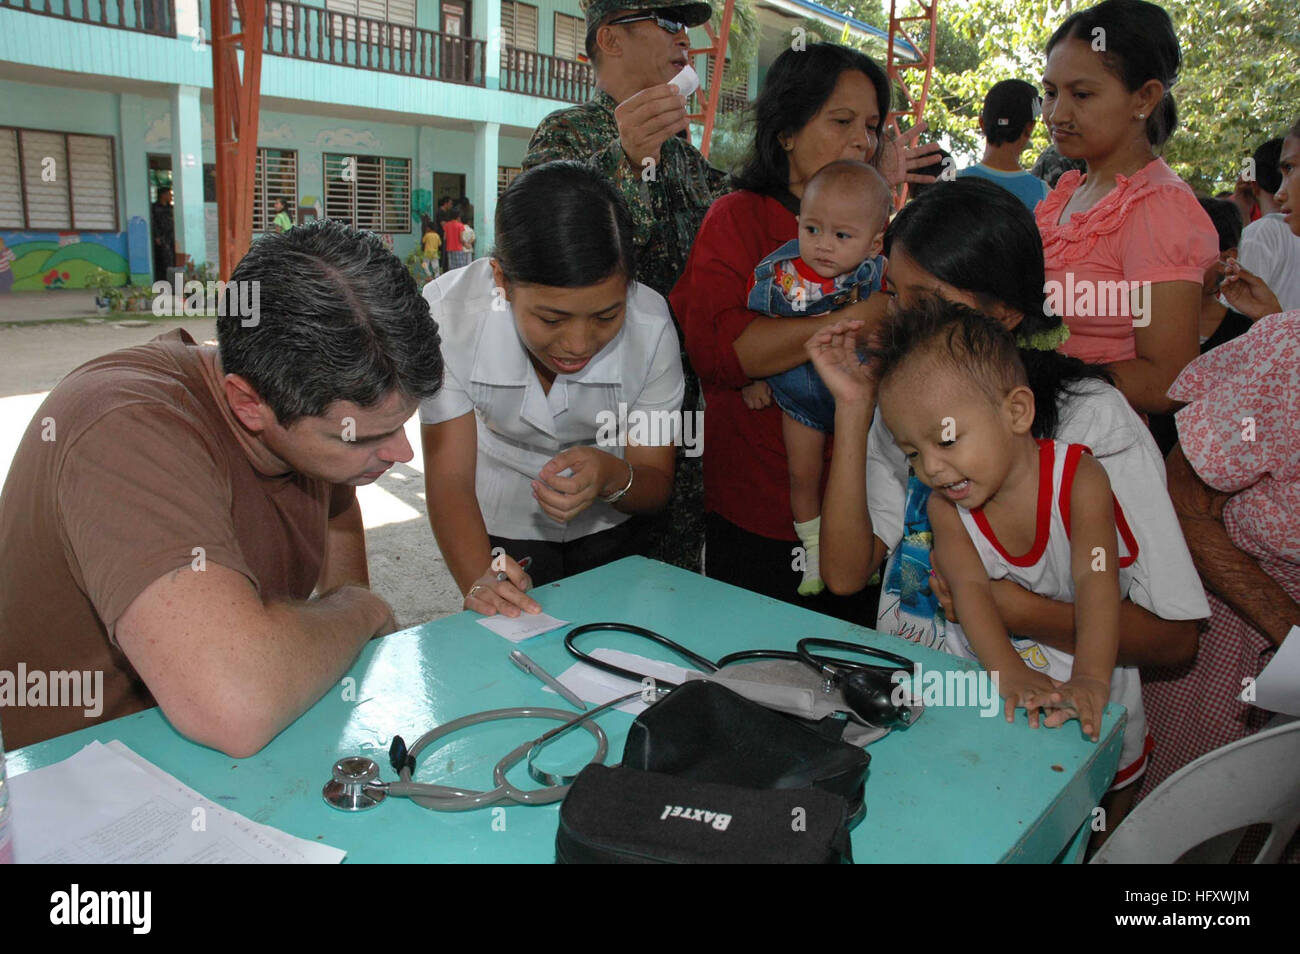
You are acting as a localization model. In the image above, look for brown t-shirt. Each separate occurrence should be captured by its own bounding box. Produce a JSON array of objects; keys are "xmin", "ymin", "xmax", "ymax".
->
[{"xmin": 0, "ymin": 330, "xmax": 356, "ymax": 749}]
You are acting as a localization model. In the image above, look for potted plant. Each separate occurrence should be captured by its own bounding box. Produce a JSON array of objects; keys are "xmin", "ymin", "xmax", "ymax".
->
[{"xmin": 88, "ymin": 268, "xmax": 120, "ymax": 313}]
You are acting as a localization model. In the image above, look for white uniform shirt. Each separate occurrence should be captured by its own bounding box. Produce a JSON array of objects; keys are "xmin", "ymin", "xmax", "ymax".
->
[
  {"xmin": 419, "ymin": 258, "xmax": 685, "ymax": 542},
  {"xmin": 869, "ymin": 377, "xmax": 1210, "ymax": 639},
  {"xmin": 946, "ymin": 439, "xmax": 1149, "ymax": 784},
  {"xmin": 1237, "ymin": 213, "xmax": 1300, "ymax": 313}
]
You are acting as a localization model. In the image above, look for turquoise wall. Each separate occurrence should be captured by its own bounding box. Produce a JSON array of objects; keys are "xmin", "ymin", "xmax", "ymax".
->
[{"xmin": 0, "ymin": 76, "xmax": 532, "ymax": 283}]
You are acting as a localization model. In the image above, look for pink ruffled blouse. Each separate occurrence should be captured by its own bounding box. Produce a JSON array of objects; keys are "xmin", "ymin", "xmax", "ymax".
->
[
  {"xmin": 1171, "ymin": 311, "xmax": 1300, "ymax": 566},
  {"xmin": 1036, "ymin": 158, "xmax": 1218, "ymax": 365}
]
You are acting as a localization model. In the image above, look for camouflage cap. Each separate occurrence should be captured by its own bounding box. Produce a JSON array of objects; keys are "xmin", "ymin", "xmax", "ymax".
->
[{"xmin": 581, "ymin": 0, "xmax": 714, "ymax": 34}]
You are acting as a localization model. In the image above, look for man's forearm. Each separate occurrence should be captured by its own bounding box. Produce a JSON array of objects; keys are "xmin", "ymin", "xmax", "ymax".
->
[
  {"xmin": 1167, "ymin": 445, "xmax": 1300, "ymax": 646},
  {"xmin": 320, "ymin": 497, "xmax": 370, "ymax": 591},
  {"xmin": 202, "ymin": 586, "xmax": 388, "ymax": 756},
  {"xmin": 1178, "ymin": 514, "xmax": 1299, "ymax": 645}
]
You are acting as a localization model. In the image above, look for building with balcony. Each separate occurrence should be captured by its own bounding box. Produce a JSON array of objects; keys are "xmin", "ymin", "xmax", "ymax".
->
[{"xmin": 0, "ymin": 0, "xmax": 909, "ymax": 291}]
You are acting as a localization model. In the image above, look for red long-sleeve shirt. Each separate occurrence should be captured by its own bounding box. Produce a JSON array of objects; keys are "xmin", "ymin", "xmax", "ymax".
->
[{"xmin": 670, "ymin": 189, "xmax": 835, "ymax": 541}]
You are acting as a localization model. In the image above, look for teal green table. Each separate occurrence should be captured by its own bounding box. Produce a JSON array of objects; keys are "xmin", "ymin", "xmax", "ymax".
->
[{"xmin": 7, "ymin": 558, "xmax": 1122, "ymax": 863}]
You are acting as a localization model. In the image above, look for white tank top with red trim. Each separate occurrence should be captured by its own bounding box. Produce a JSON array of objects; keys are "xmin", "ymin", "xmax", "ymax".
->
[{"xmin": 947, "ymin": 439, "xmax": 1149, "ymax": 785}]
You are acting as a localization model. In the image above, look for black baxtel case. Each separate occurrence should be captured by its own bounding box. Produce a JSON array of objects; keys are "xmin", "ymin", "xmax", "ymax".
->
[
  {"xmin": 622, "ymin": 679, "xmax": 871, "ymax": 817},
  {"xmin": 556, "ymin": 765, "xmax": 853, "ymax": 864}
]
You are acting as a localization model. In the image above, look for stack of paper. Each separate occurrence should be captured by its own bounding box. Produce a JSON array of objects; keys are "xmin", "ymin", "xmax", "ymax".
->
[
  {"xmin": 7, "ymin": 741, "xmax": 344, "ymax": 863},
  {"xmin": 548, "ymin": 648, "xmax": 699, "ymax": 715}
]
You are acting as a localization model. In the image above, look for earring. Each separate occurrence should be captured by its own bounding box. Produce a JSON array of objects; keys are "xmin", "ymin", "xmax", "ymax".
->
[{"xmin": 1136, "ymin": 113, "xmax": 1146, "ymax": 119}]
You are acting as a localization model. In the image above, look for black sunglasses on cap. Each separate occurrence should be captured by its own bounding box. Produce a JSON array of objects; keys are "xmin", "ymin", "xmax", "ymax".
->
[{"xmin": 607, "ymin": 12, "xmax": 689, "ymax": 34}]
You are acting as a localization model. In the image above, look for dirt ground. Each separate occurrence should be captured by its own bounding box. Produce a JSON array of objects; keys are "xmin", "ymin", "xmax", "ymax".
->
[{"xmin": 0, "ymin": 317, "xmax": 461, "ymax": 629}]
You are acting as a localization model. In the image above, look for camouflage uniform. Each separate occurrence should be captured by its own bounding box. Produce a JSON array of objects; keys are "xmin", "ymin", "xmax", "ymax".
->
[
  {"xmin": 523, "ymin": 53, "xmax": 727, "ymax": 572},
  {"xmin": 523, "ymin": 90, "xmax": 729, "ymax": 298},
  {"xmin": 1031, "ymin": 144, "xmax": 1087, "ymax": 189}
]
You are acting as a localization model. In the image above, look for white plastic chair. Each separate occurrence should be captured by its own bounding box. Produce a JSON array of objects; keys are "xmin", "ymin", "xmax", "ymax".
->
[{"xmin": 1092, "ymin": 719, "xmax": 1300, "ymax": 863}]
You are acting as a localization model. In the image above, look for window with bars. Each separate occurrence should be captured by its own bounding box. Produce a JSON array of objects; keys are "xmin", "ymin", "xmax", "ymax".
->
[
  {"xmin": 232, "ymin": 0, "xmax": 296, "ymax": 29},
  {"xmin": 501, "ymin": 0, "xmax": 538, "ymax": 75},
  {"xmin": 252, "ymin": 148, "xmax": 298, "ymax": 233},
  {"xmin": 498, "ymin": 166, "xmax": 522, "ymax": 196},
  {"xmin": 323, "ymin": 153, "xmax": 411, "ymax": 233},
  {"xmin": 502, "ymin": 1, "xmax": 538, "ymax": 49},
  {"xmin": 554, "ymin": 12, "xmax": 584, "ymax": 61},
  {"xmin": 0, "ymin": 127, "xmax": 118, "ymax": 231},
  {"xmin": 325, "ymin": 0, "xmax": 415, "ymax": 43}
]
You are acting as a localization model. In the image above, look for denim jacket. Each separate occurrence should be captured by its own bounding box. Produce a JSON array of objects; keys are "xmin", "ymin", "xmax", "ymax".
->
[{"xmin": 747, "ymin": 239, "xmax": 883, "ymax": 317}]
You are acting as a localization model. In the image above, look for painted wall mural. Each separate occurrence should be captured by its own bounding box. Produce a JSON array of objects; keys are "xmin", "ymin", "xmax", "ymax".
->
[{"xmin": 0, "ymin": 229, "xmax": 137, "ymax": 293}]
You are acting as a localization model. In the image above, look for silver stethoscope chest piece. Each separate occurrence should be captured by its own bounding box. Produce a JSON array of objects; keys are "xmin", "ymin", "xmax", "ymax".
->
[{"xmin": 323, "ymin": 756, "xmax": 388, "ymax": 812}]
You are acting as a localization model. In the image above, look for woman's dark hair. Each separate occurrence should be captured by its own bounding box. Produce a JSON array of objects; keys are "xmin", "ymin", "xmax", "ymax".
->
[
  {"xmin": 1197, "ymin": 197, "xmax": 1243, "ymax": 253},
  {"xmin": 1047, "ymin": 0, "xmax": 1181, "ymax": 148},
  {"xmin": 217, "ymin": 218, "xmax": 444, "ymax": 427},
  {"xmin": 492, "ymin": 160, "xmax": 635, "ymax": 286},
  {"xmin": 1290, "ymin": 116, "xmax": 1300, "ymax": 140},
  {"xmin": 884, "ymin": 177, "xmax": 1111, "ymax": 439},
  {"xmin": 732, "ymin": 43, "xmax": 891, "ymax": 196}
]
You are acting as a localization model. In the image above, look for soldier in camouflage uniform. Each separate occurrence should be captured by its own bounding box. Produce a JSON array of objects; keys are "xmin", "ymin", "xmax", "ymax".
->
[{"xmin": 523, "ymin": 0, "xmax": 729, "ymax": 573}]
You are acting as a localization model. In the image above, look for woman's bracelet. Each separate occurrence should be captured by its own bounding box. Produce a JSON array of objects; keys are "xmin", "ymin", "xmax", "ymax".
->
[{"xmin": 601, "ymin": 459, "xmax": 635, "ymax": 504}]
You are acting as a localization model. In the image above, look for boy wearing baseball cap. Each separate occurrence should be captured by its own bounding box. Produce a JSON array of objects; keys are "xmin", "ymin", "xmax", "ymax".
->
[{"xmin": 958, "ymin": 79, "xmax": 1051, "ymax": 211}]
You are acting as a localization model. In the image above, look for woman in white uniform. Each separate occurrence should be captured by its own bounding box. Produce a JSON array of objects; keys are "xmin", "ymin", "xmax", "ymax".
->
[{"xmin": 420, "ymin": 161, "xmax": 685, "ymax": 618}]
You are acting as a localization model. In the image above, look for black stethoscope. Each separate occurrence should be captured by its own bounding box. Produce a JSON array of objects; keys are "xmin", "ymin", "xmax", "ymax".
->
[{"xmin": 564, "ymin": 622, "xmax": 917, "ymax": 728}]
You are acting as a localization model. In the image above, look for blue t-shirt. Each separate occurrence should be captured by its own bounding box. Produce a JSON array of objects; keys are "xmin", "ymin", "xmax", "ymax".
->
[{"xmin": 957, "ymin": 163, "xmax": 1050, "ymax": 211}]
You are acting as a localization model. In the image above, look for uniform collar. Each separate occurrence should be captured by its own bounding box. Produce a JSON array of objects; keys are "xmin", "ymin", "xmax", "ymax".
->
[{"xmin": 592, "ymin": 88, "xmax": 619, "ymax": 114}]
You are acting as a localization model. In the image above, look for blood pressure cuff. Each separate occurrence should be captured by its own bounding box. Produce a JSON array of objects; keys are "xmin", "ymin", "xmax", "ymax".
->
[
  {"xmin": 622, "ymin": 680, "xmax": 870, "ymax": 816},
  {"xmin": 555, "ymin": 682, "xmax": 867, "ymax": 863},
  {"xmin": 556, "ymin": 764, "xmax": 854, "ymax": 864}
]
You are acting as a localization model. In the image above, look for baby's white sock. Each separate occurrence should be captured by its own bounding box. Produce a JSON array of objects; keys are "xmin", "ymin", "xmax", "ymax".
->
[{"xmin": 794, "ymin": 516, "xmax": 825, "ymax": 596}]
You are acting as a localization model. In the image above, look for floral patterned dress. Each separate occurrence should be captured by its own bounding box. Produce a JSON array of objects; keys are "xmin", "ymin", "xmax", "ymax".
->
[{"xmin": 1139, "ymin": 311, "xmax": 1300, "ymax": 807}]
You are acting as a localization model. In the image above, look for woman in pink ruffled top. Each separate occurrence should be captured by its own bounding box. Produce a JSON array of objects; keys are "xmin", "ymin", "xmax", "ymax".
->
[{"xmin": 1036, "ymin": 0, "xmax": 1217, "ymax": 415}]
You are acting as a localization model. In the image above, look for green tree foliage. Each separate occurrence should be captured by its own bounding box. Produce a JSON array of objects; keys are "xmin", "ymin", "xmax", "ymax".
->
[
  {"xmin": 762, "ymin": 1, "xmax": 1298, "ymax": 192},
  {"xmin": 903, "ymin": 0, "xmax": 1297, "ymax": 191}
]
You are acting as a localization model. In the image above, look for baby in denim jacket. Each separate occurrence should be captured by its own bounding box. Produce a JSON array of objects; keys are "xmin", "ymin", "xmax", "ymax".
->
[{"xmin": 744, "ymin": 160, "xmax": 892, "ymax": 595}]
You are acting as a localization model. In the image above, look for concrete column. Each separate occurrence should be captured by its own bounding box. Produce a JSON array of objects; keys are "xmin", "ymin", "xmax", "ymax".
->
[
  {"xmin": 117, "ymin": 94, "xmax": 153, "ymax": 284},
  {"xmin": 472, "ymin": 121, "xmax": 499, "ymax": 257},
  {"xmin": 476, "ymin": 0, "xmax": 501, "ymax": 91},
  {"xmin": 170, "ymin": 84, "xmax": 207, "ymax": 270}
]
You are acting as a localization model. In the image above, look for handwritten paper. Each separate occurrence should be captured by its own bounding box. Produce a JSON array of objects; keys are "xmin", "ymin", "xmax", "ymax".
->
[
  {"xmin": 476, "ymin": 611, "xmax": 569, "ymax": 643},
  {"xmin": 548, "ymin": 649, "xmax": 700, "ymax": 714}
]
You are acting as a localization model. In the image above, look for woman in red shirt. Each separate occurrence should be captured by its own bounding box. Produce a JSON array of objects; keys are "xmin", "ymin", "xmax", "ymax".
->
[{"xmin": 670, "ymin": 43, "xmax": 935, "ymax": 620}]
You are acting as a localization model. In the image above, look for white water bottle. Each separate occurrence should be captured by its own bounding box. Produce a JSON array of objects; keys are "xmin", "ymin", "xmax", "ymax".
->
[{"xmin": 0, "ymin": 717, "xmax": 13, "ymax": 864}]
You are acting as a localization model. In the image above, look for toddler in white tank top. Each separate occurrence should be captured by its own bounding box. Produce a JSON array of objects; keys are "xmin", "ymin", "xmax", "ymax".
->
[{"xmin": 873, "ymin": 299, "xmax": 1150, "ymax": 788}]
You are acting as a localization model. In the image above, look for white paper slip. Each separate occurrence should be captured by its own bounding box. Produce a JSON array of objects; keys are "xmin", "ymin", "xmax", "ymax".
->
[
  {"xmin": 7, "ymin": 741, "xmax": 345, "ymax": 864},
  {"xmin": 669, "ymin": 63, "xmax": 700, "ymax": 98},
  {"xmin": 548, "ymin": 648, "xmax": 700, "ymax": 714},
  {"xmin": 1244, "ymin": 624, "xmax": 1300, "ymax": 716},
  {"xmin": 476, "ymin": 611, "xmax": 569, "ymax": 643}
]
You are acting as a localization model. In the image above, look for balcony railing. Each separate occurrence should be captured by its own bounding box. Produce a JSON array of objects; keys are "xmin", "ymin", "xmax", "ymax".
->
[
  {"xmin": 0, "ymin": 0, "xmax": 175, "ymax": 36},
  {"xmin": 499, "ymin": 45, "xmax": 593, "ymax": 105},
  {"xmin": 238, "ymin": 0, "xmax": 485, "ymax": 86}
]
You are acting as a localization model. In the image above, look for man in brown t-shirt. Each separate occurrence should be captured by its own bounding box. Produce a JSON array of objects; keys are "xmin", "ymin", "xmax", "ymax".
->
[{"xmin": 0, "ymin": 220, "xmax": 444, "ymax": 755}]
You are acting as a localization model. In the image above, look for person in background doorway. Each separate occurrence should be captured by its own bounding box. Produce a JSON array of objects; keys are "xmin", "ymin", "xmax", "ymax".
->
[
  {"xmin": 435, "ymin": 195, "xmax": 456, "ymax": 273},
  {"xmin": 958, "ymin": 79, "xmax": 1051, "ymax": 211},
  {"xmin": 420, "ymin": 217, "xmax": 442, "ymax": 282},
  {"xmin": 458, "ymin": 194, "xmax": 475, "ymax": 230},
  {"xmin": 151, "ymin": 186, "xmax": 175, "ymax": 283},
  {"xmin": 443, "ymin": 206, "xmax": 471, "ymax": 270}
]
